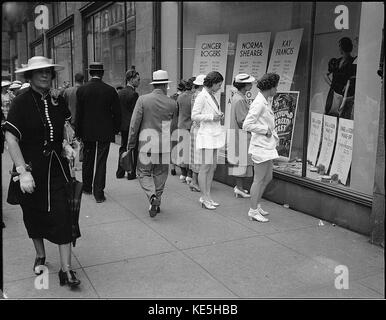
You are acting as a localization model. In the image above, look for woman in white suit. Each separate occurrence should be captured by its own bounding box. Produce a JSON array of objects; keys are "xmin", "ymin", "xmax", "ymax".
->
[
  {"xmin": 191, "ymin": 71, "xmax": 225, "ymax": 210},
  {"xmin": 243, "ymin": 73, "xmax": 280, "ymax": 222}
]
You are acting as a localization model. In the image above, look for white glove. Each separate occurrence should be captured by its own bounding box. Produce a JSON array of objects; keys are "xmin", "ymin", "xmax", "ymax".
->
[
  {"xmin": 63, "ymin": 143, "xmax": 76, "ymax": 160},
  {"xmin": 19, "ymin": 171, "xmax": 35, "ymax": 194}
]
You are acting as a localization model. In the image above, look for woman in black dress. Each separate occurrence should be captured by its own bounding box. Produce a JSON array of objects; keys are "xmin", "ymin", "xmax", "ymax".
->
[
  {"xmin": 324, "ymin": 37, "xmax": 356, "ymax": 119},
  {"xmin": 3, "ymin": 56, "xmax": 80, "ymax": 287}
]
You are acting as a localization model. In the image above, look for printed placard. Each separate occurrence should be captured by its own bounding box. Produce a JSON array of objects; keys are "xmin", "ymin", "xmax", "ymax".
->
[
  {"xmin": 267, "ymin": 28, "xmax": 303, "ymax": 91},
  {"xmin": 192, "ymin": 34, "xmax": 229, "ymax": 92},
  {"xmin": 316, "ymin": 115, "xmax": 337, "ymax": 171},
  {"xmin": 272, "ymin": 91, "xmax": 299, "ymax": 159},
  {"xmin": 307, "ymin": 112, "xmax": 324, "ymax": 165},
  {"xmin": 330, "ymin": 118, "xmax": 354, "ymax": 185}
]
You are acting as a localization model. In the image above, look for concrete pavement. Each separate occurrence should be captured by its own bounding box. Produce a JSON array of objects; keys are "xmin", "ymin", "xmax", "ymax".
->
[{"xmin": 1, "ymin": 142, "xmax": 384, "ymax": 298}]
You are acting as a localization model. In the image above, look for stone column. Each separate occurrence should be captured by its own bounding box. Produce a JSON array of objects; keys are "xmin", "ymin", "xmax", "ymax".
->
[
  {"xmin": 370, "ymin": 62, "xmax": 385, "ymax": 247},
  {"xmin": 134, "ymin": 2, "xmax": 154, "ymax": 95}
]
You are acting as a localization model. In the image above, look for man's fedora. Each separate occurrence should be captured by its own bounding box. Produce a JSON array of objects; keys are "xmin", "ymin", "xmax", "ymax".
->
[
  {"xmin": 150, "ymin": 70, "xmax": 172, "ymax": 84},
  {"xmin": 87, "ymin": 62, "xmax": 104, "ymax": 71},
  {"xmin": 15, "ymin": 56, "xmax": 64, "ymax": 74}
]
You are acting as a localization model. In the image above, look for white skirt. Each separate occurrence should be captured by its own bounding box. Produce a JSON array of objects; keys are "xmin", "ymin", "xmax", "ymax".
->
[
  {"xmin": 196, "ymin": 129, "xmax": 225, "ymax": 150},
  {"xmin": 249, "ymin": 145, "xmax": 279, "ymax": 164}
]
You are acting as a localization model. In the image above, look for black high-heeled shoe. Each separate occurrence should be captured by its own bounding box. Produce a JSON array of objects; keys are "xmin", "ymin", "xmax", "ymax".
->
[
  {"xmin": 33, "ymin": 257, "xmax": 46, "ymax": 275},
  {"xmin": 58, "ymin": 269, "xmax": 81, "ymax": 287}
]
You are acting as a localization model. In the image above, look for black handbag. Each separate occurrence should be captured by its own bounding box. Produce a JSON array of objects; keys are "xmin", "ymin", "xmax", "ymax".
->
[{"xmin": 119, "ymin": 149, "xmax": 135, "ymax": 175}]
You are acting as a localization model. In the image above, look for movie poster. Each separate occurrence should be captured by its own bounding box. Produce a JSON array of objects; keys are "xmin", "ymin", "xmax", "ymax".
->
[{"xmin": 272, "ymin": 91, "xmax": 300, "ymax": 159}]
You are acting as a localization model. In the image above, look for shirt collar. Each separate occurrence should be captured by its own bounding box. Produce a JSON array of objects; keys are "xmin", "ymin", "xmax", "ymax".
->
[
  {"xmin": 152, "ymin": 88, "xmax": 165, "ymax": 95},
  {"xmin": 127, "ymin": 83, "xmax": 135, "ymax": 90}
]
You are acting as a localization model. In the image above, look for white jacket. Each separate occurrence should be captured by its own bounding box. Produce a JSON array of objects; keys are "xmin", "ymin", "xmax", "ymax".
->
[
  {"xmin": 191, "ymin": 88, "xmax": 225, "ymax": 149},
  {"xmin": 242, "ymin": 92, "xmax": 279, "ymax": 151}
]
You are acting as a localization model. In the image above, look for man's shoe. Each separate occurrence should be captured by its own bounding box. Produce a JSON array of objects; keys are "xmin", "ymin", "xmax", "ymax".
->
[
  {"xmin": 95, "ymin": 196, "xmax": 106, "ymax": 203},
  {"xmin": 149, "ymin": 195, "xmax": 158, "ymax": 218},
  {"xmin": 116, "ymin": 173, "xmax": 125, "ymax": 179},
  {"xmin": 127, "ymin": 173, "xmax": 136, "ymax": 180}
]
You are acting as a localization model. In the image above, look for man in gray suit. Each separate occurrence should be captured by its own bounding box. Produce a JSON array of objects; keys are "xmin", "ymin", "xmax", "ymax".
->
[{"xmin": 127, "ymin": 70, "xmax": 177, "ymax": 217}]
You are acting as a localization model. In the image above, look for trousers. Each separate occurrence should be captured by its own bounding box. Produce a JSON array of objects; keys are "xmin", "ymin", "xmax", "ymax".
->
[
  {"xmin": 136, "ymin": 153, "xmax": 169, "ymax": 206},
  {"xmin": 82, "ymin": 141, "xmax": 110, "ymax": 198}
]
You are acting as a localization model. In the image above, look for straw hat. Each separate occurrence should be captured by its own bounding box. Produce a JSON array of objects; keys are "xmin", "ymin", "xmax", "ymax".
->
[
  {"xmin": 9, "ymin": 81, "xmax": 22, "ymax": 89},
  {"xmin": 193, "ymin": 74, "xmax": 206, "ymax": 86},
  {"xmin": 15, "ymin": 56, "xmax": 64, "ymax": 74},
  {"xmin": 234, "ymin": 73, "xmax": 255, "ymax": 83},
  {"xmin": 1, "ymin": 80, "xmax": 11, "ymax": 87},
  {"xmin": 150, "ymin": 70, "xmax": 172, "ymax": 84}
]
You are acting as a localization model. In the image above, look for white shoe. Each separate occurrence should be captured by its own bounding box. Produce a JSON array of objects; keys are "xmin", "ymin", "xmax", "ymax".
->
[
  {"xmin": 234, "ymin": 186, "xmax": 251, "ymax": 198},
  {"xmin": 209, "ymin": 199, "xmax": 220, "ymax": 207},
  {"xmin": 257, "ymin": 204, "xmax": 269, "ymax": 216},
  {"xmin": 248, "ymin": 208, "xmax": 269, "ymax": 222},
  {"xmin": 179, "ymin": 175, "xmax": 186, "ymax": 183},
  {"xmin": 186, "ymin": 177, "xmax": 193, "ymax": 184}
]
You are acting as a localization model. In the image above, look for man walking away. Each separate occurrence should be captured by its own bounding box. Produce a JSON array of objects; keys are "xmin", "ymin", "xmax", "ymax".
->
[
  {"xmin": 116, "ymin": 69, "xmax": 140, "ymax": 180},
  {"xmin": 127, "ymin": 70, "xmax": 177, "ymax": 217},
  {"xmin": 64, "ymin": 73, "xmax": 84, "ymax": 127},
  {"xmin": 75, "ymin": 62, "xmax": 121, "ymax": 203}
]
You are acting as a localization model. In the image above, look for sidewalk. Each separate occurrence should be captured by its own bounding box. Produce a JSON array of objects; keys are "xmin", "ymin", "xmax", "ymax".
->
[{"xmin": 1, "ymin": 143, "xmax": 384, "ymax": 299}]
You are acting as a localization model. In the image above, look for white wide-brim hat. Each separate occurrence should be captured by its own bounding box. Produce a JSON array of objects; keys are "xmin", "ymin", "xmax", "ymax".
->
[
  {"xmin": 1, "ymin": 80, "xmax": 11, "ymax": 87},
  {"xmin": 15, "ymin": 56, "xmax": 65, "ymax": 74},
  {"xmin": 193, "ymin": 74, "xmax": 206, "ymax": 86},
  {"xmin": 9, "ymin": 81, "xmax": 22, "ymax": 89},
  {"xmin": 150, "ymin": 70, "xmax": 172, "ymax": 84},
  {"xmin": 234, "ymin": 73, "xmax": 255, "ymax": 83}
]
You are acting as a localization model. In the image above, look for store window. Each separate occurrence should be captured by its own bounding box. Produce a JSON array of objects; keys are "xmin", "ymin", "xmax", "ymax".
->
[
  {"xmin": 307, "ymin": 2, "xmax": 383, "ymax": 195},
  {"xmin": 49, "ymin": 27, "xmax": 74, "ymax": 88},
  {"xmin": 181, "ymin": 2, "xmax": 383, "ymax": 196},
  {"xmin": 85, "ymin": 2, "xmax": 136, "ymax": 88},
  {"xmin": 181, "ymin": 2, "xmax": 313, "ymax": 171}
]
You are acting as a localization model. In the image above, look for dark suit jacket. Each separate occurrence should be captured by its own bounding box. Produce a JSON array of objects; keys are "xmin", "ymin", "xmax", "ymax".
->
[
  {"xmin": 118, "ymin": 85, "xmax": 139, "ymax": 131},
  {"xmin": 128, "ymin": 89, "xmax": 177, "ymax": 154},
  {"xmin": 75, "ymin": 78, "xmax": 121, "ymax": 142},
  {"xmin": 177, "ymin": 91, "xmax": 193, "ymax": 130}
]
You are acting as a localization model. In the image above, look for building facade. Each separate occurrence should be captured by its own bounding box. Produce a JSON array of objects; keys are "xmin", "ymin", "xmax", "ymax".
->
[{"xmin": 2, "ymin": 2, "xmax": 384, "ymax": 245}]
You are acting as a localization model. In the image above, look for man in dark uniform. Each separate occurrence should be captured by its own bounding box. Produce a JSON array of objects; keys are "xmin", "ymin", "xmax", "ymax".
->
[
  {"xmin": 116, "ymin": 69, "xmax": 140, "ymax": 179},
  {"xmin": 75, "ymin": 62, "xmax": 121, "ymax": 203},
  {"xmin": 128, "ymin": 70, "xmax": 177, "ymax": 217}
]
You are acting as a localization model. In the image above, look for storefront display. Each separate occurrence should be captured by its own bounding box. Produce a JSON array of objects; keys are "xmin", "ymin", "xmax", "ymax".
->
[{"xmin": 180, "ymin": 1, "xmax": 383, "ymax": 199}]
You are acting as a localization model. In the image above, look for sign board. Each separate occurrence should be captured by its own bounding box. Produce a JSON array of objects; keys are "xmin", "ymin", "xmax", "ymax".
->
[
  {"xmin": 307, "ymin": 112, "xmax": 324, "ymax": 165},
  {"xmin": 316, "ymin": 115, "xmax": 337, "ymax": 171},
  {"xmin": 329, "ymin": 118, "xmax": 354, "ymax": 185},
  {"xmin": 192, "ymin": 34, "xmax": 229, "ymax": 92},
  {"xmin": 267, "ymin": 28, "xmax": 303, "ymax": 91}
]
